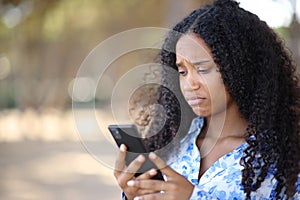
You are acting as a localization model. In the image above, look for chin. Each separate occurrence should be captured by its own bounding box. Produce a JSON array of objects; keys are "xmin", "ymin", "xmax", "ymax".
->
[{"xmin": 192, "ymin": 108, "xmax": 210, "ymax": 117}]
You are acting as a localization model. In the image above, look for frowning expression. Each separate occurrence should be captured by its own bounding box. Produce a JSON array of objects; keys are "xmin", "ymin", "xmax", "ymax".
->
[{"xmin": 176, "ymin": 33, "xmax": 233, "ymax": 117}]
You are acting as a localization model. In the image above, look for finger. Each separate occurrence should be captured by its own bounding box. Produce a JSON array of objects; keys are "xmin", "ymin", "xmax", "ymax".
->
[
  {"xmin": 149, "ymin": 152, "xmax": 177, "ymax": 177},
  {"xmin": 136, "ymin": 168, "xmax": 158, "ymax": 180},
  {"xmin": 134, "ymin": 191, "xmax": 166, "ymax": 200},
  {"xmin": 127, "ymin": 179, "xmax": 166, "ymax": 192},
  {"xmin": 134, "ymin": 189, "xmax": 159, "ymax": 196},
  {"xmin": 118, "ymin": 154, "xmax": 146, "ymax": 181},
  {"xmin": 114, "ymin": 144, "xmax": 127, "ymax": 175}
]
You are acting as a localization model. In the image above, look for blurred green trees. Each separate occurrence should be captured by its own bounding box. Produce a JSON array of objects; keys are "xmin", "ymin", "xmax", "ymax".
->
[{"xmin": 0, "ymin": 0, "xmax": 298, "ymax": 110}]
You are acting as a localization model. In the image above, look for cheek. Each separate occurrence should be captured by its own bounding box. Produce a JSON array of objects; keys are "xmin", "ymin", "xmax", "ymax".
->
[
  {"xmin": 207, "ymin": 81, "xmax": 228, "ymax": 107},
  {"xmin": 179, "ymin": 77, "xmax": 187, "ymax": 94},
  {"xmin": 212, "ymin": 91, "xmax": 231, "ymax": 115},
  {"xmin": 205, "ymin": 74, "xmax": 224, "ymax": 94}
]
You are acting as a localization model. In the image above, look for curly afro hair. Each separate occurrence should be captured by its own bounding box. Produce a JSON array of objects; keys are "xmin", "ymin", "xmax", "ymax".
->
[{"xmin": 145, "ymin": 0, "xmax": 300, "ymax": 198}]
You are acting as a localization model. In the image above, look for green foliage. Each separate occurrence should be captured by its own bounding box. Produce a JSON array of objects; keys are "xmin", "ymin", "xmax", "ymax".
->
[
  {"xmin": 0, "ymin": 0, "xmax": 297, "ymax": 109},
  {"xmin": 274, "ymin": 27, "xmax": 289, "ymax": 38},
  {"xmin": 0, "ymin": 85, "xmax": 16, "ymax": 109}
]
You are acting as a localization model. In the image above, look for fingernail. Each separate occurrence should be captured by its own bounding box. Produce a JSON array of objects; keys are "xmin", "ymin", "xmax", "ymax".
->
[
  {"xmin": 134, "ymin": 197, "xmax": 140, "ymax": 200},
  {"xmin": 149, "ymin": 152, "xmax": 157, "ymax": 159},
  {"xmin": 137, "ymin": 155, "xmax": 145, "ymax": 162},
  {"xmin": 120, "ymin": 144, "xmax": 126, "ymax": 152},
  {"xmin": 127, "ymin": 180, "xmax": 135, "ymax": 186},
  {"xmin": 149, "ymin": 168, "xmax": 156, "ymax": 175}
]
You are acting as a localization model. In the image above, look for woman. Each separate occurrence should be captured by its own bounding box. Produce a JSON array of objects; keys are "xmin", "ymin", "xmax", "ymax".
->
[{"xmin": 114, "ymin": 0, "xmax": 300, "ymax": 199}]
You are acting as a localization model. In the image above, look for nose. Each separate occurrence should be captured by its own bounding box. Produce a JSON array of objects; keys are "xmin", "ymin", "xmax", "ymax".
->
[{"xmin": 182, "ymin": 71, "xmax": 201, "ymax": 91}]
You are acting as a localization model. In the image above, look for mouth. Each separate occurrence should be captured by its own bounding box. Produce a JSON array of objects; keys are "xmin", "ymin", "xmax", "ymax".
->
[{"xmin": 186, "ymin": 97, "xmax": 206, "ymax": 106}]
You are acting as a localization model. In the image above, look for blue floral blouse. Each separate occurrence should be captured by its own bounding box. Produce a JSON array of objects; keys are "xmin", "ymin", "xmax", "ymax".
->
[
  {"xmin": 122, "ymin": 117, "xmax": 300, "ymax": 199},
  {"xmin": 168, "ymin": 117, "xmax": 300, "ymax": 199}
]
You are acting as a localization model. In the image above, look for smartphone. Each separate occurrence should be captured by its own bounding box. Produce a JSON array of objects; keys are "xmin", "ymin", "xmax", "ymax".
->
[{"xmin": 108, "ymin": 124, "xmax": 164, "ymax": 180}]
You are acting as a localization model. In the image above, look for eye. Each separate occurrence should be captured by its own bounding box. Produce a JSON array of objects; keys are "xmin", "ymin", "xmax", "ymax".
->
[
  {"xmin": 196, "ymin": 67, "xmax": 209, "ymax": 74},
  {"xmin": 178, "ymin": 69, "xmax": 187, "ymax": 76}
]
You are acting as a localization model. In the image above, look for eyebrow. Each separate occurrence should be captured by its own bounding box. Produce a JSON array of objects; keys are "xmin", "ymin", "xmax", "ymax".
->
[{"xmin": 175, "ymin": 60, "xmax": 210, "ymax": 67}]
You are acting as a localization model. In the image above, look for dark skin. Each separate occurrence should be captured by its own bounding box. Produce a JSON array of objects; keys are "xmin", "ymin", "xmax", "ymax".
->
[
  {"xmin": 196, "ymin": 124, "xmax": 247, "ymax": 179},
  {"xmin": 176, "ymin": 33, "xmax": 248, "ymax": 180},
  {"xmin": 114, "ymin": 123, "xmax": 247, "ymax": 200},
  {"xmin": 114, "ymin": 33, "xmax": 249, "ymax": 200},
  {"xmin": 114, "ymin": 144, "xmax": 194, "ymax": 200}
]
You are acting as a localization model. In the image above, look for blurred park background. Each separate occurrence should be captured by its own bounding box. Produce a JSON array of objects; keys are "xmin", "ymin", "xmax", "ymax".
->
[{"xmin": 0, "ymin": 0, "xmax": 299, "ymax": 199}]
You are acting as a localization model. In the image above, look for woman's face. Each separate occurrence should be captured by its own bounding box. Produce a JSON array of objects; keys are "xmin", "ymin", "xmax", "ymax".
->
[{"xmin": 175, "ymin": 33, "xmax": 234, "ymax": 117}]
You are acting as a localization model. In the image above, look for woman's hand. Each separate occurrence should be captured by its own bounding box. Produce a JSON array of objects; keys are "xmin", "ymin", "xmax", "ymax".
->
[
  {"xmin": 126, "ymin": 152, "xmax": 194, "ymax": 200},
  {"xmin": 114, "ymin": 144, "xmax": 161, "ymax": 200}
]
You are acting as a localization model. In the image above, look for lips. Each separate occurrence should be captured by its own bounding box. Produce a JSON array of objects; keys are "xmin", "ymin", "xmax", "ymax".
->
[{"xmin": 186, "ymin": 96, "xmax": 206, "ymax": 106}]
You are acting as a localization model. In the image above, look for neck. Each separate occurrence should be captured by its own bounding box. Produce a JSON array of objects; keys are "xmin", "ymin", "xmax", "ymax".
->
[{"xmin": 201, "ymin": 103, "xmax": 248, "ymax": 140}]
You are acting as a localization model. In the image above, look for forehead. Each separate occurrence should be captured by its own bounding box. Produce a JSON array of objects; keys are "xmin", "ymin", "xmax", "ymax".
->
[{"xmin": 175, "ymin": 33, "xmax": 213, "ymax": 62}]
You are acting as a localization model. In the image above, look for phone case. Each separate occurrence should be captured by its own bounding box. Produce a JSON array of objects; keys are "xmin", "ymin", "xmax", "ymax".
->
[
  {"xmin": 108, "ymin": 124, "xmax": 147, "ymax": 153},
  {"xmin": 108, "ymin": 124, "xmax": 164, "ymax": 180}
]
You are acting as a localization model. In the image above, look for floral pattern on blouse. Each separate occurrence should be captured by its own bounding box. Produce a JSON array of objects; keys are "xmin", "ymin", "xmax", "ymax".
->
[
  {"xmin": 122, "ymin": 116, "xmax": 300, "ymax": 199},
  {"xmin": 167, "ymin": 117, "xmax": 300, "ymax": 200}
]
